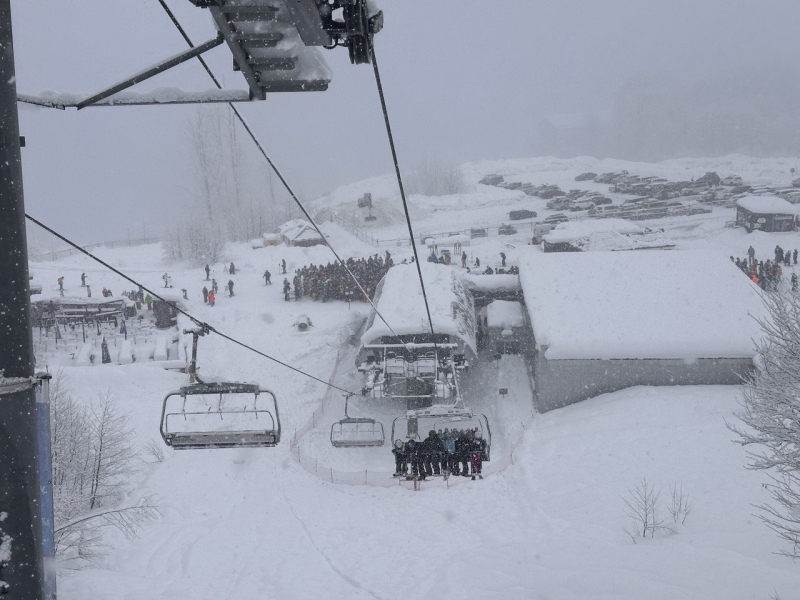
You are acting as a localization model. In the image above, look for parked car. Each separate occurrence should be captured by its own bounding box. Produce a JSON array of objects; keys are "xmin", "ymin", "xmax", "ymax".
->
[
  {"xmin": 469, "ymin": 227, "xmax": 488, "ymax": 238},
  {"xmin": 569, "ymin": 201, "xmax": 595, "ymax": 212},
  {"xmin": 721, "ymin": 175, "xmax": 743, "ymax": 187},
  {"xmin": 792, "ymin": 177, "xmax": 800, "ymax": 188},
  {"xmin": 543, "ymin": 213, "xmax": 569, "ymax": 224},
  {"xmin": 509, "ymin": 209, "xmax": 537, "ymax": 220},
  {"xmin": 574, "ymin": 172, "xmax": 597, "ymax": 182},
  {"xmin": 479, "ymin": 174, "xmax": 504, "ymax": 186},
  {"xmin": 498, "ymin": 224, "xmax": 517, "ymax": 235}
]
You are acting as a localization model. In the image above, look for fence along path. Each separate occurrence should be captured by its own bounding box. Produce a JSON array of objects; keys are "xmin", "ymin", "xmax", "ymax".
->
[{"xmin": 289, "ymin": 346, "xmax": 534, "ymax": 488}]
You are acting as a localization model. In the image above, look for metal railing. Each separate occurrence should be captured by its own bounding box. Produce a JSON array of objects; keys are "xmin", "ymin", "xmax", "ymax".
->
[{"xmin": 29, "ymin": 236, "xmax": 162, "ymax": 262}]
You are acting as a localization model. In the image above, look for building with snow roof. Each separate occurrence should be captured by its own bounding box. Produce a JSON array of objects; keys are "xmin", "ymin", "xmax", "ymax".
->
[
  {"xmin": 278, "ymin": 219, "xmax": 327, "ymax": 247},
  {"xmin": 357, "ymin": 262, "xmax": 476, "ymax": 364},
  {"xmin": 735, "ymin": 195, "xmax": 798, "ymax": 233},
  {"xmin": 518, "ymin": 250, "xmax": 765, "ymax": 411}
]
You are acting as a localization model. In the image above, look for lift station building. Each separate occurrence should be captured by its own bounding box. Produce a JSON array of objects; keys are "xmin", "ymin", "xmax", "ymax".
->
[{"xmin": 518, "ymin": 250, "xmax": 765, "ymax": 412}]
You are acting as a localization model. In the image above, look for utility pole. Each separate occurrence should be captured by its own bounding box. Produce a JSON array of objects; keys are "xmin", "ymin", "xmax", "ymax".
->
[{"xmin": 0, "ymin": 0, "xmax": 46, "ymax": 598}]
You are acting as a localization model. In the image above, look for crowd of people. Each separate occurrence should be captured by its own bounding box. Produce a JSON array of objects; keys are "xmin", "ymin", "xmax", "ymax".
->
[
  {"xmin": 733, "ymin": 245, "xmax": 798, "ymax": 291},
  {"xmin": 285, "ymin": 252, "xmax": 394, "ymax": 302},
  {"xmin": 392, "ymin": 428, "xmax": 486, "ymax": 480}
]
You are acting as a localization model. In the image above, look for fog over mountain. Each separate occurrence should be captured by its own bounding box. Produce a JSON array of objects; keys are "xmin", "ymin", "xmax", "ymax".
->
[{"xmin": 14, "ymin": 0, "xmax": 800, "ymax": 243}]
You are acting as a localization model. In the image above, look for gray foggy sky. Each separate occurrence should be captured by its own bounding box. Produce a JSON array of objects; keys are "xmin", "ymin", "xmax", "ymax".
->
[{"xmin": 13, "ymin": 0, "xmax": 800, "ymax": 243}]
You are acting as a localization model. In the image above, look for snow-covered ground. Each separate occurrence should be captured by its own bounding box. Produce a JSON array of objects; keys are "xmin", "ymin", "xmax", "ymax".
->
[{"xmin": 30, "ymin": 154, "xmax": 800, "ymax": 598}]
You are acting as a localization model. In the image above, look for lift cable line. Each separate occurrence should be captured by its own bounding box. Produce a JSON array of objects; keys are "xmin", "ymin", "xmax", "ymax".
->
[
  {"xmin": 369, "ymin": 45, "xmax": 437, "ymax": 342},
  {"xmin": 24, "ymin": 213, "xmax": 356, "ymax": 397},
  {"xmin": 156, "ymin": 0, "xmax": 413, "ymax": 354}
]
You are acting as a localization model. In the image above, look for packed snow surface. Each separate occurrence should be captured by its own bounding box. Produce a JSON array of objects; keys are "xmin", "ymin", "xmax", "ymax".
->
[
  {"xmin": 736, "ymin": 194, "xmax": 798, "ymax": 215},
  {"xmin": 519, "ymin": 249, "xmax": 767, "ymax": 359}
]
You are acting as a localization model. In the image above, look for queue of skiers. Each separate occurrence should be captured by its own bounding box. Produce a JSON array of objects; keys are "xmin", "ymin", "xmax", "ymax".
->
[
  {"xmin": 733, "ymin": 245, "xmax": 798, "ymax": 291},
  {"xmin": 392, "ymin": 428, "xmax": 486, "ymax": 481},
  {"xmin": 288, "ymin": 252, "xmax": 393, "ymax": 302}
]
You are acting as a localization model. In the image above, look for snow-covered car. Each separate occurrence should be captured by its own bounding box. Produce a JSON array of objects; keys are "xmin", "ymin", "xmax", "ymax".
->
[
  {"xmin": 509, "ymin": 209, "xmax": 537, "ymax": 220},
  {"xmin": 574, "ymin": 172, "xmax": 597, "ymax": 182},
  {"xmin": 721, "ymin": 175, "xmax": 743, "ymax": 187},
  {"xmin": 469, "ymin": 227, "xmax": 488, "ymax": 238},
  {"xmin": 498, "ymin": 224, "xmax": 517, "ymax": 235},
  {"xmin": 569, "ymin": 201, "xmax": 595, "ymax": 211},
  {"xmin": 792, "ymin": 177, "xmax": 800, "ymax": 188}
]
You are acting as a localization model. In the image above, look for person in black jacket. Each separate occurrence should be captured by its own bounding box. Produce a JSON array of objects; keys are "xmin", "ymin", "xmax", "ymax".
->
[
  {"xmin": 421, "ymin": 430, "xmax": 444, "ymax": 476},
  {"xmin": 392, "ymin": 439, "xmax": 407, "ymax": 477},
  {"xmin": 405, "ymin": 439, "xmax": 422, "ymax": 479},
  {"xmin": 454, "ymin": 430, "xmax": 469, "ymax": 476},
  {"xmin": 470, "ymin": 430, "xmax": 486, "ymax": 480}
]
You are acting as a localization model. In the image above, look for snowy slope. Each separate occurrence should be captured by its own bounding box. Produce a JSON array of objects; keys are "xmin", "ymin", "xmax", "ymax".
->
[{"xmin": 28, "ymin": 154, "xmax": 800, "ymax": 599}]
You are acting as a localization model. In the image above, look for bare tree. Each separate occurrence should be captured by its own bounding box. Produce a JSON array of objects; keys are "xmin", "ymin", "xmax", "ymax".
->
[
  {"xmin": 406, "ymin": 156, "xmax": 467, "ymax": 197},
  {"xmin": 49, "ymin": 375, "xmax": 157, "ymax": 563},
  {"xmin": 667, "ymin": 484, "xmax": 692, "ymax": 525},
  {"xmin": 730, "ymin": 290, "xmax": 800, "ymax": 559},
  {"xmin": 623, "ymin": 478, "xmax": 672, "ymax": 541}
]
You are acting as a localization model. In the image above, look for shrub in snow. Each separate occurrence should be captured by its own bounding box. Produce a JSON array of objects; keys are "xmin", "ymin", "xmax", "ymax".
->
[{"xmin": 730, "ymin": 290, "xmax": 800, "ymax": 559}]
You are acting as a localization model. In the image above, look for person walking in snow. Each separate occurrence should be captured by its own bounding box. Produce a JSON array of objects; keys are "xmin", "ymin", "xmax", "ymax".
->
[
  {"xmin": 283, "ymin": 278, "xmax": 291, "ymax": 301},
  {"xmin": 747, "ymin": 246, "xmax": 755, "ymax": 265},
  {"xmin": 204, "ymin": 264, "xmax": 210, "ymax": 280},
  {"xmin": 500, "ymin": 252, "xmax": 506, "ymax": 267},
  {"xmin": 163, "ymin": 273, "xmax": 169, "ymax": 288},
  {"xmin": 263, "ymin": 269, "xmax": 271, "ymax": 285},
  {"xmin": 80, "ymin": 272, "xmax": 86, "ymax": 287},
  {"xmin": 281, "ymin": 258, "xmax": 287, "ymax": 274},
  {"xmin": 461, "ymin": 252, "xmax": 467, "ymax": 268},
  {"xmin": 229, "ymin": 262, "xmax": 236, "ymax": 275},
  {"xmin": 207, "ymin": 290, "xmax": 215, "ymax": 307},
  {"xmin": 202, "ymin": 286, "xmax": 209, "ymax": 303},
  {"xmin": 227, "ymin": 279, "xmax": 234, "ymax": 297},
  {"xmin": 144, "ymin": 293, "xmax": 152, "ymax": 309}
]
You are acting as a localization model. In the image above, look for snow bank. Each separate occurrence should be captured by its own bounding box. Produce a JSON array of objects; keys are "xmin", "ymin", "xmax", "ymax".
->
[{"xmin": 519, "ymin": 249, "xmax": 766, "ymax": 359}]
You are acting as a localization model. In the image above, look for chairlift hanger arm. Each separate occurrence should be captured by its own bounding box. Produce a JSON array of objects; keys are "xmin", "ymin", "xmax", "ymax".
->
[{"xmin": 76, "ymin": 34, "xmax": 225, "ymax": 109}]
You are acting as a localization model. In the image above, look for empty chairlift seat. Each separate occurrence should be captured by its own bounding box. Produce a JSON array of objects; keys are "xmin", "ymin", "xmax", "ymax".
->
[
  {"xmin": 160, "ymin": 382, "xmax": 281, "ymax": 450},
  {"xmin": 330, "ymin": 395, "xmax": 385, "ymax": 447}
]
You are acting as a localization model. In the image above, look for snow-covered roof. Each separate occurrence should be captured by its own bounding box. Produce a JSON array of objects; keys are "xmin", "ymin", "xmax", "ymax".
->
[
  {"xmin": 568, "ymin": 230, "xmax": 673, "ymax": 252},
  {"xmin": 543, "ymin": 219, "xmax": 643, "ymax": 244},
  {"xmin": 361, "ymin": 263, "xmax": 476, "ymax": 354},
  {"xmin": 519, "ymin": 250, "xmax": 765, "ymax": 360},
  {"xmin": 278, "ymin": 219, "xmax": 323, "ymax": 242},
  {"xmin": 486, "ymin": 300, "xmax": 525, "ymax": 329},
  {"xmin": 462, "ymin": 273, "xmax": 521, "ymax": 292},
  {"xmin": 736, "ymin": 195, "xmax": 798, "ymax": 215}
]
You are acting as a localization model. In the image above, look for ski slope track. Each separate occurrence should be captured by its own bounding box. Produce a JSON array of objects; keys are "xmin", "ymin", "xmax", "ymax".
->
[{"xmin": 30, "ymin": 154, "xmax": 800, "ymax": 599}]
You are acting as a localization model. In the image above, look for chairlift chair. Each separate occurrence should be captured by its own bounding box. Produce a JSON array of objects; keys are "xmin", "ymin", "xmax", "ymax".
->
[
  {"xmin": 391, "ymin": 401, "xmax": 491, "ymax": 461},
  {"xmin": 160, "ymin": 382, "xmax": 281, "ymax": 450},
  {"xmin": 330, "ymin": 395, "xmax": 385, "ymax": 448}
]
